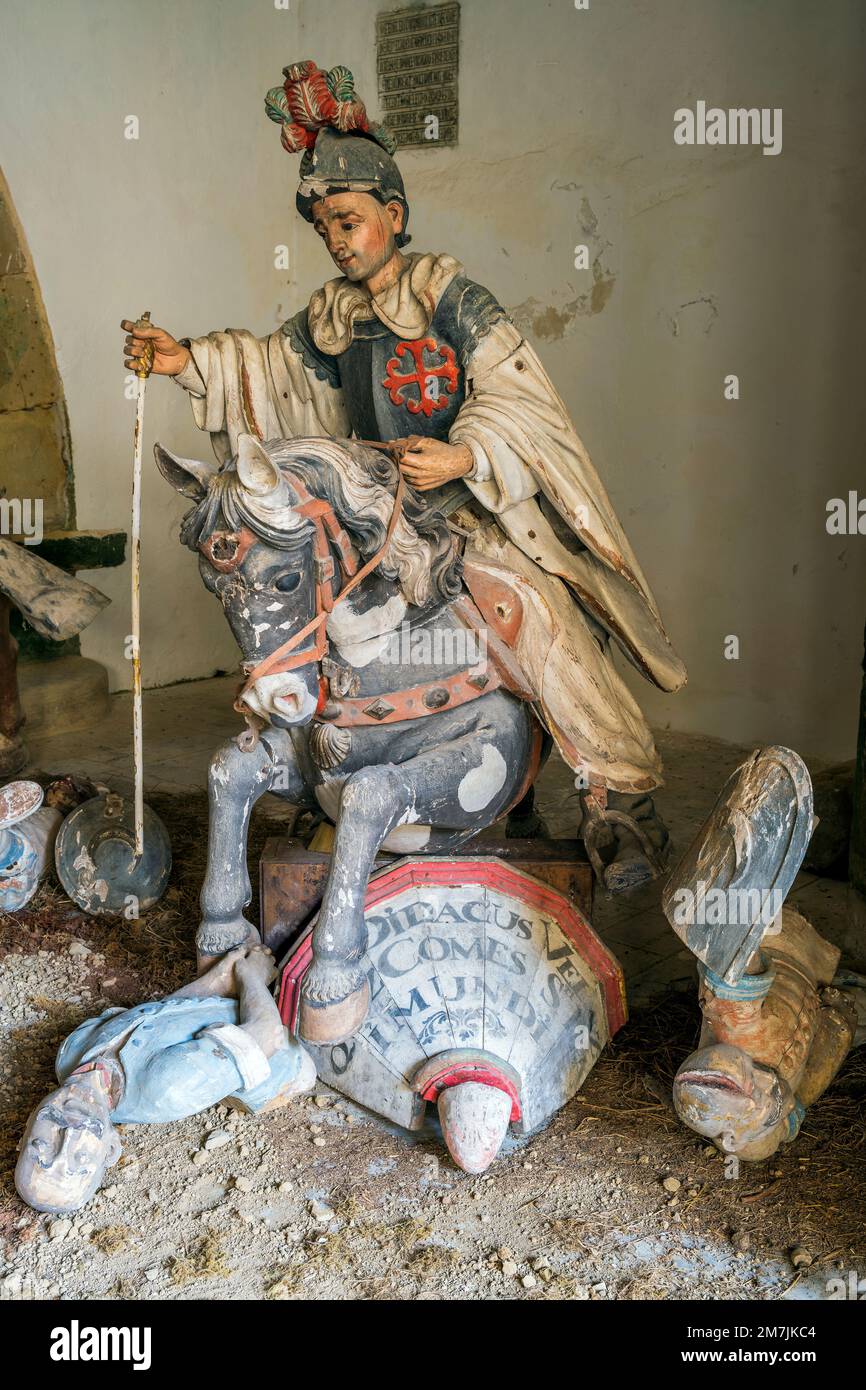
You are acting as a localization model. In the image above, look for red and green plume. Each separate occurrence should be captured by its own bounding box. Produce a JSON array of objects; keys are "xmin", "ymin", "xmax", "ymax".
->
[{"xmin": 265, "ymin": 61, "xmax": 397, "ymax": 163}]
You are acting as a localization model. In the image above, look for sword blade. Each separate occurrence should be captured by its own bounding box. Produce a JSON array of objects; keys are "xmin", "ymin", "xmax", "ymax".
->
[{"xmin": 131, "ymin": 375, "xmax": 146, "ymax": 858}]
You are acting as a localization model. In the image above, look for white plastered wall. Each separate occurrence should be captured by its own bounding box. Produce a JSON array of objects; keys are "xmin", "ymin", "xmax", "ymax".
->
[{"xmin": 1, "ymin": 0, "xmax": 864, "ymax": 763}]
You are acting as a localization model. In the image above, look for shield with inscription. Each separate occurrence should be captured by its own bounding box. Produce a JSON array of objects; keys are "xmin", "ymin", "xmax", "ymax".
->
[
  {"xmin": 278, "ymin": 856, "xmax": 626, "ymax": 1173},
  {"xmin": 661, "ymin": 746, "xmax": 814, "ymax": 985}
]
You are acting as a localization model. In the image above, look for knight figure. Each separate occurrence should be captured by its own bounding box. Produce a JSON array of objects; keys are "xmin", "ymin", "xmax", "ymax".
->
[{"xmin": 122, "ymin": 61, "xmax": 686, "ymax": 900}]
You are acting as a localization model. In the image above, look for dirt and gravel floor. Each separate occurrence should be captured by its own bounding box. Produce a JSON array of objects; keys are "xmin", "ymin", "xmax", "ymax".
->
[{"xmin": 1, "ymin": 680, "xmax": 864, "ymax": 1301}]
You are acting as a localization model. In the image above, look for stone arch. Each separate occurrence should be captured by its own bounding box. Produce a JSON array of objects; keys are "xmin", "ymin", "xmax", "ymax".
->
[
  {"xmin": 0, "ymin": 168, "xmax": 119, "ymax": 775},
  {"xmin": 0, "ymin": 164, "xmax": 75, "ymax": 531}
]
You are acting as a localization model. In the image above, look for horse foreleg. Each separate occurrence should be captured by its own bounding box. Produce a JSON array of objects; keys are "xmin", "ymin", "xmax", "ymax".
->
[
  {"xmin": 299, "ymin": 711, "xmax": 530, "ymax": 1044},
  {"xmin": 299, "ymin": 764, "xmax": 411, "ymax": 1044},
  {"xmin": 197, "ymin": 729, "xmax": 303, "ymax": 970}
]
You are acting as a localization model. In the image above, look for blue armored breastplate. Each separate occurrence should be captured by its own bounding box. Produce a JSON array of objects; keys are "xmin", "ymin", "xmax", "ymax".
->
[
  {"xmin": 284, "ymin": 274, "xmax": 506, "ymax": 445},
  {"xmin": 340, "ymin": 315, "xmax": 465, "ymax": 441}
]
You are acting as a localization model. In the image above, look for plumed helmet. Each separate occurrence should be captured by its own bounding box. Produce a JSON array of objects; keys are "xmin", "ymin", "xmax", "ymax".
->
[{"xmin": 265, "ymin": 61, "xmax": 410, "ymax": 246}]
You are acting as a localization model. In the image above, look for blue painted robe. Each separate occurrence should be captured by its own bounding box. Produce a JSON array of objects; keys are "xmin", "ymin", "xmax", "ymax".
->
[{"xmin": 56, "ymin": 997, "xmax": 304, "ymax": 1123}]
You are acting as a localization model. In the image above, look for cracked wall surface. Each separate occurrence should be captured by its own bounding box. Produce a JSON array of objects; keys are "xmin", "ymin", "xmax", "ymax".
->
[{"xmin": 0, "ymin": 1, "xmax": 300, "ymax": 691}]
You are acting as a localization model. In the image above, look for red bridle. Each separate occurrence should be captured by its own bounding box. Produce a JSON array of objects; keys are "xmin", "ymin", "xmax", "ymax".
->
[{"xmin": 199, "ymin": 468, "xmax": 407, "ymax": 749}]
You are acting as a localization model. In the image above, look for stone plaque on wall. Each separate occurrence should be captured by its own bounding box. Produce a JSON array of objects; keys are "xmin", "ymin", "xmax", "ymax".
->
[{"xmin": 376, "ymin": 3, "xmax": 459, "ymax": 149}]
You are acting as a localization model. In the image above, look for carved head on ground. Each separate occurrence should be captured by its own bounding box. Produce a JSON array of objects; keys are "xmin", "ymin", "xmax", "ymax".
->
[
  {"xmin": 673, "ymin": 1042, "xmax": 791, "ymax": 1153},
  {"xmin": 15, "ymin": 1071, "xmax": 121, "ymax": 1213}
]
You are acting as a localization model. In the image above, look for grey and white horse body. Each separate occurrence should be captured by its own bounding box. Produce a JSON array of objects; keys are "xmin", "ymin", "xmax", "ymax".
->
[{"xmin": 156, "ymin": 434, "xmax": 539, "ymax": 1044}]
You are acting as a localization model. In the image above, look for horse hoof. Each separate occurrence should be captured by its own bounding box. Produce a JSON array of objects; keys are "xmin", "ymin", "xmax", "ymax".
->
[
  {"xmin": 195, "ymin": 920, "xmax": 260, "ymax": 974},
  {"xmin": 299, "ymin": 980, "xmax": 370, "ymax": 1045}
]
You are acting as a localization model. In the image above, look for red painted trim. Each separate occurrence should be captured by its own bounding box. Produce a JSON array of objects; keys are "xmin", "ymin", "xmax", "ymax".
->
[
  {"xmin": 325, "ymin": 665, "xmax": 501, "ymax": 727},
  {"xmin": 277, "ymin": 857, "xmax": 627, "ymax": 1036},
  {"xmin": 277, "ymin": 933, "xmax": 314, "ymax": 1032},
  {"xmin": 416, "ymin": 1061, "xmax": 522, "ymax": 1122}
]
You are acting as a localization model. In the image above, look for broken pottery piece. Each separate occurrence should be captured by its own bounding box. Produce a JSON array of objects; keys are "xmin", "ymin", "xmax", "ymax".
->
[{"xmin": 0, "ymin": 780, "xmax": 62, "ymax": 911}]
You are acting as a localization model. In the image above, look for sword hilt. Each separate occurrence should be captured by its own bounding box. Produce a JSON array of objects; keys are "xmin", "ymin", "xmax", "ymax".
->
[{"xmin": 133, "ymin": 309, "xmax": 155, "ymax": 379}]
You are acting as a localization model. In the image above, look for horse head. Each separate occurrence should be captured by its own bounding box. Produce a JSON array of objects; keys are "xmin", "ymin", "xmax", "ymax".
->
[{"xmin": 154, "ymin": 434, "xmax": 463, "ymax": 730}]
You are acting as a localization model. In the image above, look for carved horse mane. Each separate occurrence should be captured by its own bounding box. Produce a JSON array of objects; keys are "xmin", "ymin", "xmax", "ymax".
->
[{"xmin": 177, "ymin": 436, "xmax": 463, "ymax": 610}]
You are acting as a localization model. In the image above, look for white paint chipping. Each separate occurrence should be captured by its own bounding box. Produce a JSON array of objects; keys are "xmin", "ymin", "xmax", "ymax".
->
[
  {"xmin": 334, "ymin": 631, "xmax": 391, "ymax": 668},
  {"xmin": 457, "ymin": 744, "xmax": 507, "ymax": 812},
  {"xmin": 381, "ymin": 823, "xmax": 432, "ymax": 852},
  {"xmin": 210, "ymin": 754, "xmax": 231, "ymax": 786},
  {"xmin": 327, "ymin": 593, "xmax": 406, "ymax": 647}
]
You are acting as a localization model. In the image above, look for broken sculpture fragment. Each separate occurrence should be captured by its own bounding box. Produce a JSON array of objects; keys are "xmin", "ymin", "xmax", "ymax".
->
[{"xmin": 664, "ymin": 747, "xmax": 866, "ymax": 1160}]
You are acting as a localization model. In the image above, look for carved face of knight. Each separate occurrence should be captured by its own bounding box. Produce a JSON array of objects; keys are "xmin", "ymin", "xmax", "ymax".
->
[
  {"xmin": 15, "ymin": 1074, "xmax": 121, "ymax": 1213},
  {"xmin": 311, "ymin": 192, "xmax": 404, "ymax": 283}
]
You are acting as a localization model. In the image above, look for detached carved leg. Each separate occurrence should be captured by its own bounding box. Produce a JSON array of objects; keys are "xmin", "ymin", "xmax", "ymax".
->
[{"xmin": 0, "ymin": 594, "xmax": 26, "ymax": 776}]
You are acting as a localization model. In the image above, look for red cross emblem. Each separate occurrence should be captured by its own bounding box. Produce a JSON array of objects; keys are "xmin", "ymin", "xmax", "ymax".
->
[{"xmin": 382, "ymin": 337, "xmax": 459, "ymax": 417}]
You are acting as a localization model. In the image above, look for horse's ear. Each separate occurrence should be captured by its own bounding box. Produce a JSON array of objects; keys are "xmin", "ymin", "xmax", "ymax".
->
[
  {"xmin": 236, "ymin": 434, "xmax": 282, "ymax": 496},
  {"xmin": 153, "ymin": 443, "xmax": 218, "ymax": 500}
]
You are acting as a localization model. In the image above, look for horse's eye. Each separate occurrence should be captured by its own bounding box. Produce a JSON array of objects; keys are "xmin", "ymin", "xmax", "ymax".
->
[{"xmin": 275, "ymin": 571, "xmax": 301, "ymax": 594}]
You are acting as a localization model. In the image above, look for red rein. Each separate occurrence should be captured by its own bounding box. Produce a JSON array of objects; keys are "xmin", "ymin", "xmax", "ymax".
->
[{"xmin": 232, "ymin": 470, "xmax": 407, "ymax": 730}]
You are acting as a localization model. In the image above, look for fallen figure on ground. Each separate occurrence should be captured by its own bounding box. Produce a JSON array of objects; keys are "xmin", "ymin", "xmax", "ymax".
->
[
  {"xmin": 673, "ymin": 907, "xmax": 865, "ymax": 1160},
  {"xmin": 663, "ymin": 745, "xmax": 866, "ymax": 1161},
  {"xmin": 15, "ymin": 945, "xmax": 315, "ymax": 1214}
]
